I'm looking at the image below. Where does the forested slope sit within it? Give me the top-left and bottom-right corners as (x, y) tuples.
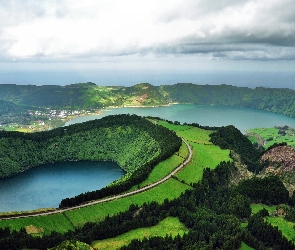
(163, 83), (295, 117)
(0, 100), (30, 124)
(209, 125), (263, 173)
(2, 83), (295, 118)
(0, 114), (181, 179)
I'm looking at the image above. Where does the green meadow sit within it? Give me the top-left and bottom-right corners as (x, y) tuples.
(247, 127), (295, 148)
(175, 127), (231, 184)
(250, 203), (277, 214)
(251, 203), (295, 243)
(157, 121), (192, 132)
(92, 216), (189, 250)
(0, 213), (74, 235)
(65, 178), (190, 228)
(266, 216), (295, 242)
(239, 242), (255, 250)
(128, 142), (188, 190)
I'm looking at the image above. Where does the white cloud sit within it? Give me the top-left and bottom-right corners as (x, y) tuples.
(0, 0), (294, 62)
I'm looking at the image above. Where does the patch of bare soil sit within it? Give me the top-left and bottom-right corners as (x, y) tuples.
(261, 146), (295, 174)
(25, 225), (44, 235)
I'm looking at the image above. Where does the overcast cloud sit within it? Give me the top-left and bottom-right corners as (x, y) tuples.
(1, 0), (294, 60)
(0, 0), (294, 85)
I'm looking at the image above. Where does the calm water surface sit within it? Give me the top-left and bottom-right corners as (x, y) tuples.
(66, 104), (295, 132)
(0, 161), (124, 212)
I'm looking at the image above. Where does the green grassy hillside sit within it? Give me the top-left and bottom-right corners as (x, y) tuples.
(246, 126), (295, 149)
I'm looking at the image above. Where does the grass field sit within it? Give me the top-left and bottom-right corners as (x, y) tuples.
(132, 155), (185, 189)
(128, 142), (188, 190)
(251, 203), (295, 243)
(158, 123), (231, 184)
(157, 121), (192, 132)
(266, 216), (295, 242)
(239, 242), (254, 250)
(92, 216), (189, 250)
(65, 178), (190, 228)
(250, 203), (277, 214)
(175, 127), (231, 184)
(247, 127), (295, 148)
(0, 213), (74, 235)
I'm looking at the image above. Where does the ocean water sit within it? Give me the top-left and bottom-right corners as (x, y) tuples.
(1, 70), (295, 89)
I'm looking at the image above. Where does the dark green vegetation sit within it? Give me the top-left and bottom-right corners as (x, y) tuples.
(50, 240), (93, 250)
(164, 83), (295, 118)
(2, 82), (295, 126)
(0, 82), (95, 108)
(0, 100), (31, 125)
(210, 125), (263, 173)
(1, 120), (295, 249)
(235, 176), (290, 205)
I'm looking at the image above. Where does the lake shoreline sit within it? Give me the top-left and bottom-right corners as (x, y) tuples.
(64, 102), (179, 125)
(65, 104), (295, 133)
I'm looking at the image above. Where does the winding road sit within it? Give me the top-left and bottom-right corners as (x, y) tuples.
(1, 138), (192, 220)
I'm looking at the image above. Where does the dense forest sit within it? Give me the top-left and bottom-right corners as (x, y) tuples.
(163, 83), (295, 118)
(209, 125), (263, 173)
(2, 82), (295, 123)
(0, 100), (31, 124)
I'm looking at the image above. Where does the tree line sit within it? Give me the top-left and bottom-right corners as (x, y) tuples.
(163, 83), (295, 118)
(209, 125), (264, 173)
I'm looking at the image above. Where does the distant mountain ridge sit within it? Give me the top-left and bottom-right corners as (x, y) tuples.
(1, 82), (295, 118)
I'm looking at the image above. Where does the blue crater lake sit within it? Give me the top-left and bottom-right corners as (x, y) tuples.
(0, 161), (124, 212)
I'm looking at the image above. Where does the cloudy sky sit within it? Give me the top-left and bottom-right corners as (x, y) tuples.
(0, 0), (294, 87)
